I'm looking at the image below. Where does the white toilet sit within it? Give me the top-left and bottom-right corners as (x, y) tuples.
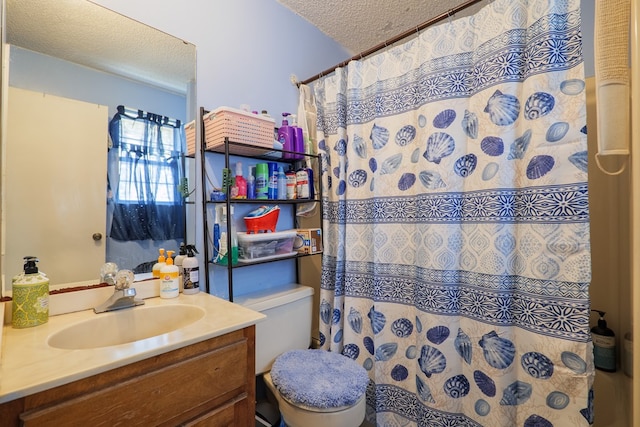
(237, 284), (368, 427)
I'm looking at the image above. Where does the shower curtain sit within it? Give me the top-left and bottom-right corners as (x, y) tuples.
(314, 0), (593, 425)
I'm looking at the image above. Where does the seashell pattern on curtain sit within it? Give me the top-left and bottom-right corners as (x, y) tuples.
(313, 0), (592, 425)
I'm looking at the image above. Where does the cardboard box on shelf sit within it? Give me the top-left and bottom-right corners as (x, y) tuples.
(294, 228), (323, 254)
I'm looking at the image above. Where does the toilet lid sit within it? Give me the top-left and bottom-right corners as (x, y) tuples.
(270, 349), (369, 409)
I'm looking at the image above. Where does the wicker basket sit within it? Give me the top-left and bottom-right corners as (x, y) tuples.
(204, 107), (275, 154)
(185, 120), (197, 156)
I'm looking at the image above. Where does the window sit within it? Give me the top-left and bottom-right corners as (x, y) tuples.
(107, 105), (185, 242)
(116, 120), (179, 204)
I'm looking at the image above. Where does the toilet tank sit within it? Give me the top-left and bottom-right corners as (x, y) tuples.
(235, 284), (314, 374)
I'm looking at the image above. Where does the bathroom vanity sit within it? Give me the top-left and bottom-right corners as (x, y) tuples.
(0, 293), (265, 426)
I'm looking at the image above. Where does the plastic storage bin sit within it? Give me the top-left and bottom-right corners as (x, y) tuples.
(237, 230), (297, 262)
(204, 107), (276, 155)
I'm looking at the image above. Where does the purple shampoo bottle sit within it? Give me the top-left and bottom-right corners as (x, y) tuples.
(278, 113), (295, 159)
(291, 114), (305, 159)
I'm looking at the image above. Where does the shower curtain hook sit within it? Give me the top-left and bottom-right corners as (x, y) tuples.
(447, 9), (454, 25)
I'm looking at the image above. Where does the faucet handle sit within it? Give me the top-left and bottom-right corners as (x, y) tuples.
(123, 288), (137, 297)
(114, 269), (135, 291)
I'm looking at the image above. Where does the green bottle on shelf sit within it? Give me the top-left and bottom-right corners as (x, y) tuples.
(215, 205), (238, 266)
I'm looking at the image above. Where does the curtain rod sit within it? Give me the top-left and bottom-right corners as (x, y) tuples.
(298, 0), (486, 86)
(117, 105), (182, 128)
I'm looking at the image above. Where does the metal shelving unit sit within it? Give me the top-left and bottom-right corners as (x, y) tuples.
(197, 107), (322, 300)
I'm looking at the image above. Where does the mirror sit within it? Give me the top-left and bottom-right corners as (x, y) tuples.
(2, 0), (197, 292)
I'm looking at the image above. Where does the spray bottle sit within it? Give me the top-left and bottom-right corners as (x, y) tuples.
(278, 112), (295, 159)
(174, 243), (187, 292)
(591, 309), (616, 372)
(182, 245), (200, 294)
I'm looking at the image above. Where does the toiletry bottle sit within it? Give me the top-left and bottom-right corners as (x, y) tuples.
(216, 206), (239, 266)
(267, 162), (278, 200)
(296, 162), (314, 199)
(216, 205), (228, 265)
(212, 206), (221, 263)
(12, 256), (49, 328)
(255, 163), (269, 199)
(291, 114), (305, 159)
(229, 205), (239, 265)
(277, 166), (287, 199)
(247, 166), (256, 199)
(160, 250), (179, 298)
(182, 245), (200, 294)
(592, 310), (616, 372)
(278, 113), (295, 159)
(286, 166), (297, 199)
(152, 248), (166, 278)
(174, 243), (187, 292)
(306, 162), (315, 199)
(304, 132), (315, 156)
(233, 162), (247, 199)
(229, 170), (238, 199)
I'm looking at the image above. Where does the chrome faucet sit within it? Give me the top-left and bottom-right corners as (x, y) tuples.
(93, 269), (145, 314)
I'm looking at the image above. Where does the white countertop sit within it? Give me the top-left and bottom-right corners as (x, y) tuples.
(0, 293), (265, 404)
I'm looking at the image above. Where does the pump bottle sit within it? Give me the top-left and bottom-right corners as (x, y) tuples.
(278, 113), (295, 159)
(592, 310), (616, 372)
(160, 250), (179, 298)
(12, 256), (49, 328)
(182, 245), (200, 294)
(290, 114), (305, 159)
(152, 248), (166, 278)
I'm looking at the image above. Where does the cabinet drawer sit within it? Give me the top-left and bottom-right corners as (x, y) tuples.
(20, 339), (249, 426)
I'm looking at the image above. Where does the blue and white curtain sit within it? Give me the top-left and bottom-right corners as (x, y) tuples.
(315, 0), (593, 425)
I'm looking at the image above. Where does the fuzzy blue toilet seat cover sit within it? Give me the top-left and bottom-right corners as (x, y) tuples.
(270, 349), (369, 409)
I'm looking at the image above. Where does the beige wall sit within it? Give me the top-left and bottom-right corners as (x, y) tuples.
(585, 77), (632, 427)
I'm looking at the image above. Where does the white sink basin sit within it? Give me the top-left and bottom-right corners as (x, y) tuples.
(48, 304), (206, 350)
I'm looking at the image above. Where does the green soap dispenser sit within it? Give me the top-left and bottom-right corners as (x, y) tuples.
(12, 256), (49, 328)
(591, 309), (616, 372)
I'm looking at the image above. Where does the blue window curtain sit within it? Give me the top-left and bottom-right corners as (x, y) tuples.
(107, 105), (185, 241)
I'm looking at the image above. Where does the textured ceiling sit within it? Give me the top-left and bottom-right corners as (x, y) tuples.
(6, 0), (195, 94)
(7, 0), (485, 92)
(277, 0), (486, 55)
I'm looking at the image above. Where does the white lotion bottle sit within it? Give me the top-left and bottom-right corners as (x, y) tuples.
(160, 250), (179, 298)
